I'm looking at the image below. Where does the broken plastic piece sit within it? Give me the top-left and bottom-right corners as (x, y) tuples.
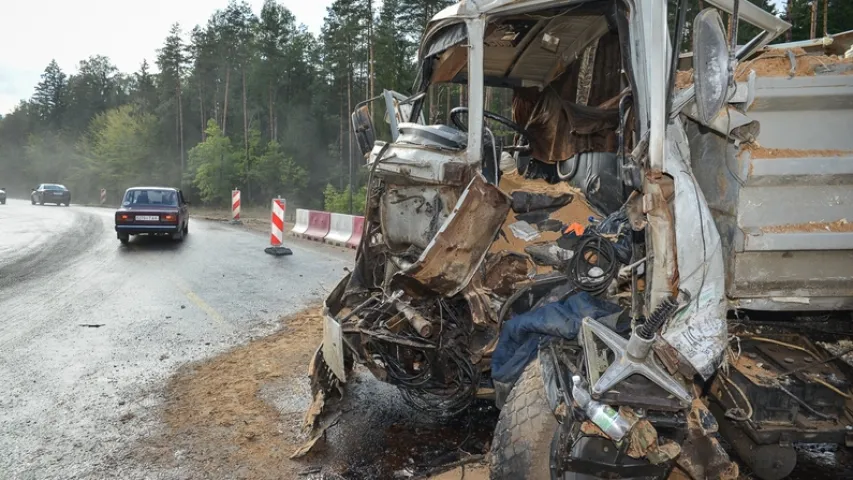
(509, 221), (540, 242)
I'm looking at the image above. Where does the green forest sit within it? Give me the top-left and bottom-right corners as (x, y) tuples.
(0, 0), (849, 212)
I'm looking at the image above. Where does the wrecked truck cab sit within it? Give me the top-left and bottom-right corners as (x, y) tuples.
(303, 0), (853, 479)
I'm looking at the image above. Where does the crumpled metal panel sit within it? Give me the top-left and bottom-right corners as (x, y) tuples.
(397, 174), (511, 297)
(380, 186), (456, 250)
(661, 119), (728, 380)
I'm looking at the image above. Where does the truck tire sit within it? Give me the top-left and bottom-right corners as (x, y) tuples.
(490, 357), (558, 479)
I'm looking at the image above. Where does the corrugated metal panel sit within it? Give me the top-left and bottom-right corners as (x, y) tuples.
(728, 74), (853, 303)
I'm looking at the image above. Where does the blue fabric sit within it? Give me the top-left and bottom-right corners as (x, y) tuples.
(491, 292), (624, 385)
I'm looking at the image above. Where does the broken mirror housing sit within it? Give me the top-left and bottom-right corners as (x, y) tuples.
(693, 8), (731, 125)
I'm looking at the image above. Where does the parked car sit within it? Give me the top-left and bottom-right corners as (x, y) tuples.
(32, 184), (71, 206)
(0, 187), (6, 205)
(114, 187), (189, 244)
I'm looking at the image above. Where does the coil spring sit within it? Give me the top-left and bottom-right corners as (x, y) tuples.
(638, 295), (679, 339)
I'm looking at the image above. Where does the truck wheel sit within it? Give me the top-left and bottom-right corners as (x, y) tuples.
(490, 357), (558, 480)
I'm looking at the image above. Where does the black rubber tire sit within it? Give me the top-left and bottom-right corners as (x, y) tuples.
(490, 357), (559, 480)
(172, 229), (184, 242)
(31, 197), (35, 205)
(118, 233), (130, 245)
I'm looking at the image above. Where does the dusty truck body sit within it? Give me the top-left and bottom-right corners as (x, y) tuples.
(301, 0), (853, 478)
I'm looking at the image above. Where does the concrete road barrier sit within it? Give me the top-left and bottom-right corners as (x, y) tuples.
(347, 216), (364, 250)
(304, 211), (331, 241)
(325, 213), (355, 247)
(291, 209), (310, 236)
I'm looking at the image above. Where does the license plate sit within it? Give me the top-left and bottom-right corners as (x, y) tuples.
(135, 215), (159, 221)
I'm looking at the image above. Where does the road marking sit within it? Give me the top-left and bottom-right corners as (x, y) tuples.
(169, 275), (227, 326)
(183, 289), (226, 326)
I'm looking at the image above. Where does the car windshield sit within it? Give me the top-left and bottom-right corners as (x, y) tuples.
(124, 189), (178, 206)
(44, 184), (66, 191)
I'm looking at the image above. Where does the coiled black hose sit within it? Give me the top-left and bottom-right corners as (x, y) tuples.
(638, 295), (679, 339)
(567, 235), (619, 297)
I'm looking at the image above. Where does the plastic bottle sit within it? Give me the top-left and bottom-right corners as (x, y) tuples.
(571, 375), (634, 442)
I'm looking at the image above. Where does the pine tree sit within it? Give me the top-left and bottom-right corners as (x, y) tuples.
(32, 60), (67, 128)
(157, 23), (189, 174)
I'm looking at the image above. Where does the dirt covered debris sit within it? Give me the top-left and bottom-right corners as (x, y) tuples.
(132, 306), (498, 479)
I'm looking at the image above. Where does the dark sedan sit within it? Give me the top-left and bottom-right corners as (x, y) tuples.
(114, 187), (189, 244)
(32, 184), (71, 206)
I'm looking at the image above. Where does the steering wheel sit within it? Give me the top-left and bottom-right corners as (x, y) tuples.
(450, 107), (527, 137)
(450, 106), (532, 168)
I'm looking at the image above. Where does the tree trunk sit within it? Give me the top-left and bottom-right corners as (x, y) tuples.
(199, 82), (206, 142)
(810, 0), (818, 39)
(367, 0), (374, 113)
(242, 66), (249, 200)
(222, 68), (230, 135)
(823, 0), (829, 37)
(347, 69), (353, 214)
(786, 0), (793, 41)
(429, 87), (436, 124)
(177, 79), (185, 174)
(340, 84), (345, 190)
(268, 81), (275, 141)
(446, 85), (451, 123)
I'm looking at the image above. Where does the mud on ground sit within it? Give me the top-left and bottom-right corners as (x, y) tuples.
(135, 307), (496, 479)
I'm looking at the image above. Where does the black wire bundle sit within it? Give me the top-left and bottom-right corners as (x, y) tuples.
(566, 234), (620, 297)
(366, 298), (480, 417)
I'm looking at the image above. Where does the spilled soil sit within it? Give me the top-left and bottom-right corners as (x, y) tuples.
(735, 47), (853, 80)
(134, 307), (498, 479)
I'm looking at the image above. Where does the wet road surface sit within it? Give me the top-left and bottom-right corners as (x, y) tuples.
(0, 199), (352, 479)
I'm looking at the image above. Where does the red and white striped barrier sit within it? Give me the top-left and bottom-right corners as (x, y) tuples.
(287, 207), (362, 250)
(270, 198), (286, 246)
(291, 209), (310, 236)
(231, 189), (241, 223)
(265, 197), (293, 256)
(304, 211), (331, 242)
(100, 188), (106, 205)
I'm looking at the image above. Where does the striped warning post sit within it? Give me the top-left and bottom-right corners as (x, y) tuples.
(271, 198), (285, 246)
(265, 197), (292, 256)
(99, 188), (106, 205)
(231, 189), (241, 224)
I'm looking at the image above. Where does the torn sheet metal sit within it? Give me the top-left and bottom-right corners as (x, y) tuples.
(661, 118), (728, 380)
(396, 174), (511, 297)
(643, 175), (679, 307)
(482, 250), (533, 297)
(681, 104), (760, 143)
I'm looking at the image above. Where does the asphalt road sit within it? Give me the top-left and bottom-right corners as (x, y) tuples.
(0, 198), (352, 479)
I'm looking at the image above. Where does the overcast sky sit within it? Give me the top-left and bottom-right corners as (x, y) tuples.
(0, 0), (789, 116)
(0, 0), (334, 115)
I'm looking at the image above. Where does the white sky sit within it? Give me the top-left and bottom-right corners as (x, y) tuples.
(0, 0), (334, 115)
(0, 0), (789, 116)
